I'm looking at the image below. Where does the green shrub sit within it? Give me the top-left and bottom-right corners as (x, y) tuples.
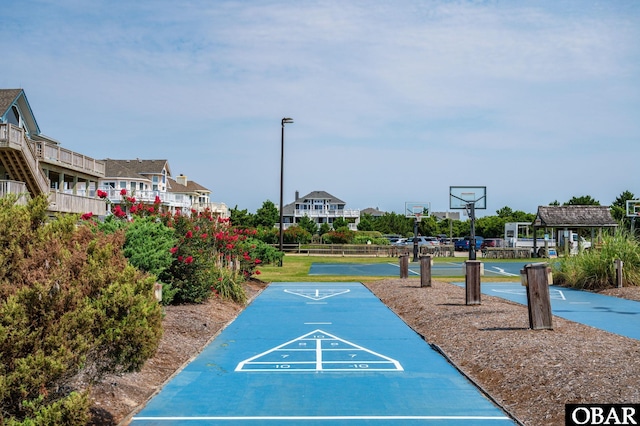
(123, 216), (177, 278)
(242, 237), (283, 267)
(0, 195), (162, 425)
(352, 232), (389, 245)
(255, 227), (279, 244)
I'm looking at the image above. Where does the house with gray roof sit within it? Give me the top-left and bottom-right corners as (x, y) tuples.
(280, 190), (360, 231)
(168, 174), (228, 217)
(0, 88), (106, 215)
(100, 160), (227, 217)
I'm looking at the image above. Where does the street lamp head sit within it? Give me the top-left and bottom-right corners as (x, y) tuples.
(282, 117), (294, 125)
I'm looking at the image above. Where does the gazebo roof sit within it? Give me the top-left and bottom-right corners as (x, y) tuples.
(533, 205), (618, 228)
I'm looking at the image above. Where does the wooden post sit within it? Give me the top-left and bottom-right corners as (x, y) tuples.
(465, 260), (481, 305)
(399, 254), (409, 279)
(524, 262), (553, 330)
(420, 255), (432, 287)
(615, 259), (624, 288)
(154, 282), (163, 302)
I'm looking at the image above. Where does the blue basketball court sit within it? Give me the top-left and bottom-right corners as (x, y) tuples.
(131, 282), (517, 425)
(455, 282), (640, 340)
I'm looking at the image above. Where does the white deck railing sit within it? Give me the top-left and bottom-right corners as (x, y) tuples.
(97, 188), (192, 209)
(31, 139), (105, 176)
(294, 209), (360, 218)
(0, 180), (29, 205)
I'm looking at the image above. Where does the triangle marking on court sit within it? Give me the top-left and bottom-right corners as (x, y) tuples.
(235, 329), (403, 372)
(284, 288), (350, 300)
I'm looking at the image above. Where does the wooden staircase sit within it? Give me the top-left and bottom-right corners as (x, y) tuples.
(0, 123), (50, 196)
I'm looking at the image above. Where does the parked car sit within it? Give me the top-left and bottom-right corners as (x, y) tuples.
(391, 238), (408, 246)
(480, 238), (505, 250)
(454, 236), (484, 251)
(398, 236), (439, 247)
(383, 234), (403, 244)
(439, 237), (462, 245)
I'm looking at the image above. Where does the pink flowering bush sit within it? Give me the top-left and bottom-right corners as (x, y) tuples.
(89, 200), (257, 304)
(158, 209), (252, 304)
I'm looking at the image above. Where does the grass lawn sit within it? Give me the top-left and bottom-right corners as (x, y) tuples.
(258, 255), (392, 282)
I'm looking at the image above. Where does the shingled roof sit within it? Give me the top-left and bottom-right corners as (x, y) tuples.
(167, 176), (209, 194)
(533, 205), (618, 228)
(103, 159), (171, 179)
(0, 89), (23, 114)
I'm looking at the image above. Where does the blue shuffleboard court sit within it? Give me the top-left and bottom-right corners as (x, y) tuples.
(131, 282), (517, 425)
(309, 261), (527, 278)
(456, 282), (640, 340)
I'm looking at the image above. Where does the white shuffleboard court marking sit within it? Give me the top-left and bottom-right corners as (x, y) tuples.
(488, 267), (518, 277)
(133, 415), (512, 422)
(386, 262), (420, 275)
(284, 288), (351, 301)
(235, 329), (403, 372)
(491, 288), (566, 300)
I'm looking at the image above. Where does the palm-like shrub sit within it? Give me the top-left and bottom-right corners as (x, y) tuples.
(554, 229), (640, 290)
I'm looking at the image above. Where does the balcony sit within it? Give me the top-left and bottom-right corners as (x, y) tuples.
(98, 188), (192, 210)
(0, 180), (107, 215)
(191, 202), (229, 217)
(31, 139), (105, 177)
(294, 208), (360, 218)
(48, 191), (107, 216)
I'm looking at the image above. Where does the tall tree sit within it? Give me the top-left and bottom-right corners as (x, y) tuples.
(254, 200), (279, 228)
(565, 195), (600, 205)
(611, 190), (636, 222)
(357, 214), (374, 231)
(229, 205), (254, 228)
(332, 217), (349, 230)
(298, 215), (318, 235)
(496, 206), (513, 218)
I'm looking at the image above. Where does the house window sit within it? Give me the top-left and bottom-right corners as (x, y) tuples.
(162, 170), (166, 184)
(130, 182), (135, 191)
(8, 106), (21, 127)
(139, 182), (144, 191)
(119, 181), (127, 189)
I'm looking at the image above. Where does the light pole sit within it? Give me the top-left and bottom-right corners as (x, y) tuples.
(279, 117), (294, 263)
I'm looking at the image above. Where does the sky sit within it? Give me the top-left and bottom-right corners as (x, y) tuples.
(2, 0), (639, 216)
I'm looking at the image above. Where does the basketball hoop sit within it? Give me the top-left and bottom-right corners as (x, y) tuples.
(415, 213), (422, 222)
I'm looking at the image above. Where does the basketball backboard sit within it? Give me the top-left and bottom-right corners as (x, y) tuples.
(626, 200), (640, 217)
(405, 202), (430, 221)
(449, 186), (486, 210)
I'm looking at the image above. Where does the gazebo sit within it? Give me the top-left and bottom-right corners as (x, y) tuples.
(532, 205), (618, 253)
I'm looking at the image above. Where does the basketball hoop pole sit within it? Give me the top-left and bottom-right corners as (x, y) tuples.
(413, 217), (419, 262)
(468, 202), (477, 261)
